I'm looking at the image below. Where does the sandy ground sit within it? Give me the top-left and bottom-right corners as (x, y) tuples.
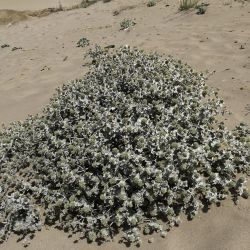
(0, 0), (249, 249)
(0, 0), (82, 11)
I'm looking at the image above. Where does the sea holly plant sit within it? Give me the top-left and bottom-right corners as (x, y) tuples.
(120, 19), (136, 30)
(76, 37), (90, 47)
(147, 1), (156, 7)
(0, 46), (249, 246)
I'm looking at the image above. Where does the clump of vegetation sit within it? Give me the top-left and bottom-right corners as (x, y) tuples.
(1, 44), (10, 49)
(196, 2), (209, 15)
(0, 46), (249, 246)
(196, 5), (206, 15)
(78, 0), (100, 8)
(76, 37), (90, 47)
(120, 19), (136, 30)
(113, 10), (120, 16)
(179, 0), (199, 11)
(79, 0), (112, 8)
(147, 1), (156, 7)
(11, 47), (22, 51)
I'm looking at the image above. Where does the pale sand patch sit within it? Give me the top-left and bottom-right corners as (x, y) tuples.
(0, 9), (28, 25)
(0, 0), (249, 249)
(0, 0), (82, 11)
(0, 1), (98, 25)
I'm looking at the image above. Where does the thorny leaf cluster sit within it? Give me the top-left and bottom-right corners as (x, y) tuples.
(0, 46), (249, 246)
(77, 37), (90, 48)
(147, 1), (156, 7)
(120, 19), (136, 30)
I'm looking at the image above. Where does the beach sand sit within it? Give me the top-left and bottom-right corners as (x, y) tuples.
(0, 0), (82, 11)
(0, 0), (249, 249)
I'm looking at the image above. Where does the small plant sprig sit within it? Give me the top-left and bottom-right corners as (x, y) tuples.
(76, 37), (90, 47)
(196, 2), (209, 15)
(120, 18), (136, 30)
(147, 0), (156, 7)
(1, 44), (10, 49)
(179, 0), (199, 11)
